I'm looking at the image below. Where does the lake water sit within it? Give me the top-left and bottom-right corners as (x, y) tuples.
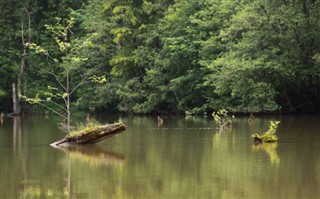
(0, 114), (320, 199)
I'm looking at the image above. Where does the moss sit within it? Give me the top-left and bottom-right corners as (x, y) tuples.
(65, 122), (124, 139)
(252, 121), (280, 143)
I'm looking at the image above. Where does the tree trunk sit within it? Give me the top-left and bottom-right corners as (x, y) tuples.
(50, 123), (126, 146)
(16, 6), (31, 116)
(12, 83), (21, 115)
(17, 47), (26, 110)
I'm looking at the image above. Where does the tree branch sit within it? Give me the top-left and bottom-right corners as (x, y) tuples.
(46, 59), (67, 92)
(37, 101), (68, 120)
(70, 80), (90, 95)
(46, 99), (67, 112)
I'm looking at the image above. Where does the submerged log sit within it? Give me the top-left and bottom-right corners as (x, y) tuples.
(50, 122), (126, 146)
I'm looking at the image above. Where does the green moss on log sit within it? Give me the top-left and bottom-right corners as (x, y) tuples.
(252, 121), (280, 143)
(51, 122), (126, 146)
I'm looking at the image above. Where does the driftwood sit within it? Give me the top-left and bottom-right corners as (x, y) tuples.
(50, 122), (126, 146)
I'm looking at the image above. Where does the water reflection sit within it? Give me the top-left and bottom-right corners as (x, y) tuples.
(16, 145), (125, 199)
(53, 145), (125, 167)
(157, 115), (164, 129)
(13, 116), (22, 148)
(252, 143), (280, 166)
(213, 129), (233, 150)
(1, 115), (320, 199)
(58, 146), (125, 199)
(19, 181), (42, 198)
(0, 113), (4, 125)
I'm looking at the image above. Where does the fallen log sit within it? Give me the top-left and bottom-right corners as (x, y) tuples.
(50, 122), (126, 147)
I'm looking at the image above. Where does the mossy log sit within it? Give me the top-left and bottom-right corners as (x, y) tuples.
(50, 122), (126, 146)
(253, 134), (277, 144)
(252, 121), (280, 144)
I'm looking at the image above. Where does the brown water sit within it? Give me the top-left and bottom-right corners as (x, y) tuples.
(0, 115), (320, 199)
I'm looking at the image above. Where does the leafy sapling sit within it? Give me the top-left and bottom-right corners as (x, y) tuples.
(252, 121), (280, 143)
(212, 109), (234, 130)
(23, 16), (105, 134)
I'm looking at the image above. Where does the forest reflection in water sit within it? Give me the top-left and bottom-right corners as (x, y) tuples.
(0, 115), (320, 199)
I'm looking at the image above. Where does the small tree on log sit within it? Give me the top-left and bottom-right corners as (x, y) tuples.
(212, 109), (233, 130)
(252, 121), (280, 143)
(24, 16), (105, 134)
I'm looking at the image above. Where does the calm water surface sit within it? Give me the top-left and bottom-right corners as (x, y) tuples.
(0, 115), (320, 199)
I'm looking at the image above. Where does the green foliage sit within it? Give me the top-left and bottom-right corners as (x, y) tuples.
(2, 0), (320, 114)
(0, 0), (86, 113)
(24, 12), (107, 131)
(212, 109), (234, 129)
(253, 121), (280, 143)
(0, 90), (5, 97)
(89, 75), (107, 83)
(206, 0), (320, 113)
(21, 95), (41, 104)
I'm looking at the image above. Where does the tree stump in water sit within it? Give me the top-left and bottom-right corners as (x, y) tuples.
(50, 122), (126, 146)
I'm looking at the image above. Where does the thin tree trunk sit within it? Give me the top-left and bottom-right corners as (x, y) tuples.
(12, 83), (21, 115)
(16, 6), (31, 116)
(17, 47), (26, 113)
(66, 70), (71, 134)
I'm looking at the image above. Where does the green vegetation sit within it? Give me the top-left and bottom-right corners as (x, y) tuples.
(23, 16), (106, 133)
(212, 109), (233, 130)
(68, 120), (103, 137)
(1, 0), (320, 115)
(252, 121), (280, 143)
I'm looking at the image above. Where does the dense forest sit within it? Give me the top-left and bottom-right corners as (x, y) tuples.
(1, 0), (320, 115)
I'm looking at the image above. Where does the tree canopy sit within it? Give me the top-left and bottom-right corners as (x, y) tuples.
(1, 0), (320, 114)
